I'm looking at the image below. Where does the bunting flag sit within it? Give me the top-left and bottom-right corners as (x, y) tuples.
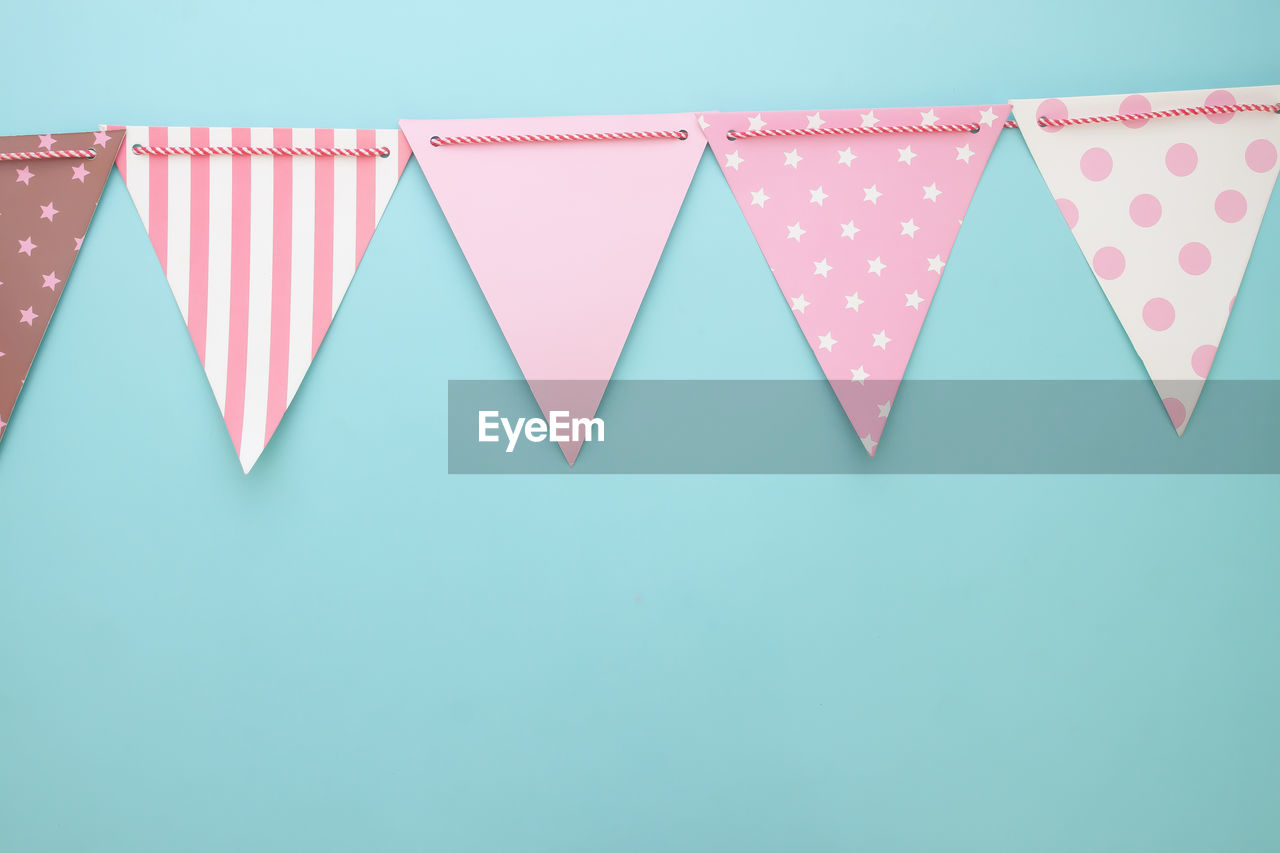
(400, 114), (705, 465)
(701, 106), (1008, 455)
(1012, 86), (1280, 434)
(1, 129), (124, 448)
(116, 127), (410, 472)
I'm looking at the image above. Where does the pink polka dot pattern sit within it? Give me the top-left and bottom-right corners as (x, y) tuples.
(1165, 143), (1197, 177)
(1245, 139), (1277, 173)
(1092, 246), (1125, 280)
(1129, 193), (1161, 227)
(1056, 198), (1079, 229)
(1080, 147), (1113, 181)
(1009, 85), (1280, 436)
(1204, 90), (1237, 125)
(1143, 297), (1175, 331)
(1178, 242), (1211, 275)
(1191, 344), (1217, 378)
(1037, 98), (1068, 134)
(1215, 190), (1247, 223)
(1120, 94), (1152, 129)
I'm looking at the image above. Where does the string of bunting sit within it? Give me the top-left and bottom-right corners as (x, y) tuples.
(1, 87), (1278, 472)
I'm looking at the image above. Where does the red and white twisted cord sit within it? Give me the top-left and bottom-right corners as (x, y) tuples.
(1037, 101), (1279, 127)
(429, 129), (689, 146)
(131, 145), (391, 157)
(727, 121), (1018, 139)
(726, 103), (1280, 139)
(0, 149), (97, 161)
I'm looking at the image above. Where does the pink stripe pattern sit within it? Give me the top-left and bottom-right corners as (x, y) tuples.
(131, 145), (391, 157)
(117, 126), (409, 472)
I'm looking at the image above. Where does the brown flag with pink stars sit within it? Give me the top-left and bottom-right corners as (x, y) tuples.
(0, 129), (122, 446)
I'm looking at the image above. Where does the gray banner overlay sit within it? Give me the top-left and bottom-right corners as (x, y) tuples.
(447, 380), (1280, 474)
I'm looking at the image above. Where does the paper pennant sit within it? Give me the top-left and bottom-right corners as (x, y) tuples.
(702, 106), (1008, 455)
(0, 129), (123, 448)
(1012, 86), (1280, 433)
(117, 127), (410, 472)
(401, 114), (705, 465)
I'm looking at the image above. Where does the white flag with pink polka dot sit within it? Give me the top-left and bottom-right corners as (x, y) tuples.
(1012, 85), (1280, 435)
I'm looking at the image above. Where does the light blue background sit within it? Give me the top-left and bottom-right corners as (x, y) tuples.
(3, 1), (1279, 850)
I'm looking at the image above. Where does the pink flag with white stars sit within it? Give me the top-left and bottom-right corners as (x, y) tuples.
(1013, 85), (1280, 435)
(400, 114), (706, 465)
(0, 129), (123, 450)
(116, 127), (410, 473)
(702, 106), (1008, 456)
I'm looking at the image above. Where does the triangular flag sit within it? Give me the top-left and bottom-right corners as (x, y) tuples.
(701, 106), (1008, 456)
(400, 114), (705, 465)
(0, 129), (124, 448)
(1012, 86), (1280, 433)
(116, 127), (410, 472)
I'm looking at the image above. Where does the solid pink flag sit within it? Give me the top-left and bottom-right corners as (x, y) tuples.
(400, 115), (706, 465)
(702, 106), (1008, 455)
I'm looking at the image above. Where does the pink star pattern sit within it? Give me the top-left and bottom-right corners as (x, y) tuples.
(703, 106), (1009, 455)
(1, 129), (123, 446)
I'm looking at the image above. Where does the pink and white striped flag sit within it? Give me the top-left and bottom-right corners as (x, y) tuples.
(116, 127), (410, 472)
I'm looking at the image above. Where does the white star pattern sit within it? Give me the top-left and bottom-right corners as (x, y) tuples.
(706, 107), (1001, 457)
(747, 114), (766, 132)
(978, 107), (998, 127)
(698, 115), (710, 131)
(724, 150), (744, 170)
